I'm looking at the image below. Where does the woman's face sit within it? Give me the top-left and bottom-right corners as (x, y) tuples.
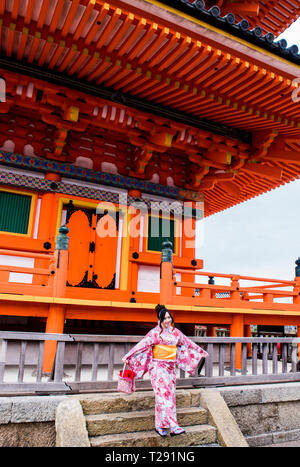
(161, 312), (172, 329)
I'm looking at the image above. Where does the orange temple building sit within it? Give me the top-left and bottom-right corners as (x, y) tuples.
(0, 0), (300, 371)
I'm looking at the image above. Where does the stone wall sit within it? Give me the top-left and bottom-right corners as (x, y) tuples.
(1, 383), (300, 447)
(220, 382), (300, 446)
(0, 395), (68, 447)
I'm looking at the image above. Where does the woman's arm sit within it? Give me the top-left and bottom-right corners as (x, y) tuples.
(122, 327), (158, 362)
(177, 329), (208, 357)
(121, 327), (159, 379)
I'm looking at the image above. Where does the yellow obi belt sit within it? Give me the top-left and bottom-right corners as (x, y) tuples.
(152, 345), (177, 360)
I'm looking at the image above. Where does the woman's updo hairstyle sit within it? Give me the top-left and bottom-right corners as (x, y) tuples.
(155, 304), (174, 332)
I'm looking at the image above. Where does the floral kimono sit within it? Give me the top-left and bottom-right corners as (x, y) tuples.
(123, 325), (208, 429)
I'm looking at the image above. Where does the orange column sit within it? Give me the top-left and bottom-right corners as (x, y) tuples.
(34, 173), (61, 285)
(181, 203), (196, 297)
(207, 326), (216, 337)
(245, 324), (252, 357)
(42, 226), (69, 374)
(230, 313), (244, 370)
(37, 173), (61, 247)
(43, 304), (65, 374)
(128, 191), (142, 302)
(160, 240), (174, 306)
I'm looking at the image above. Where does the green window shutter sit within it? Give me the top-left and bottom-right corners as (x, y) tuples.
(147, 216), (175, 252)
(0, 191), (32, 234)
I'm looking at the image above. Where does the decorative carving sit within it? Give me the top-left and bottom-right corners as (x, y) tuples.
(65, 200), (93, 227)
(67, 271), (116, 289)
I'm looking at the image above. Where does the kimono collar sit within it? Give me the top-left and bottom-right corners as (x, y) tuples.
(156, 325), (176, 334)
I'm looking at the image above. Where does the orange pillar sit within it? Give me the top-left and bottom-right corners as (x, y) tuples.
(181, 204), (196, 297)
(42, 226), (69, 374)
(34, 173), (61, 285)
(160, 240), (174, 306)
(38, 173), (61, 238)
(230, 313), (244, 370)
(207, 326), (216, 337)
(127, 195), (142, 302)
(43, 304), (65, 374)
(245, 324), (252, 357)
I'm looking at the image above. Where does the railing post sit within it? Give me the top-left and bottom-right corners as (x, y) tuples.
(230, 277), (240, 300)
(263, 293), (274, 304)
(43, 225), (69, 374)
(293, 258), (300, 304)
(160, 240), (174, 305)
(208, 276), (215, 299)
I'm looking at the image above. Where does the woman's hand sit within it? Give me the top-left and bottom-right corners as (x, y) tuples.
(122, 358), (129, 364)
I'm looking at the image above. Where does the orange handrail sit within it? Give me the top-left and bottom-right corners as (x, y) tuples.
(173, 268), (296, 286)
(0, 249), (54, 261)
(242, 284), (295, 290)
(0, 265), (51, 275)
(175, 281), (296, 297)
(0, 248), (55, 290)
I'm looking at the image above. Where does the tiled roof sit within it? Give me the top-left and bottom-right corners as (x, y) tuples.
(205, 0), (300, 36)
(159, 0), (300, 65)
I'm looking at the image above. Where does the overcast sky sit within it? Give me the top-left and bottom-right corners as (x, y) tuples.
(196, 19), (300, 282)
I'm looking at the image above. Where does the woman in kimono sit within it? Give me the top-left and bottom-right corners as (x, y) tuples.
(122, 304), (208, 437)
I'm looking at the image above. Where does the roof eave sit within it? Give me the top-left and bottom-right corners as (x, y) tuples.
(115, 0), (300, 78)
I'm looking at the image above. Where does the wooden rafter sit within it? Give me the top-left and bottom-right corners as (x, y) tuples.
(0, 0), (299, 138)
(0, 0), (300, 217)
(1, 64), (298, 218)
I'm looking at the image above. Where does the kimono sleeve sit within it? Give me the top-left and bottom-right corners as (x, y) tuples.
(176, 330), (208, 377)
(122, 328), (158, 379)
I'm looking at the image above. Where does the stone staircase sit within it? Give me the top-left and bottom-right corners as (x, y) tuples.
(79, 390), (219, 447)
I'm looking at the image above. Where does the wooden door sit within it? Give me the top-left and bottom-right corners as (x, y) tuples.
(93, 212), (118, 288)
(64, 202), (119, 289)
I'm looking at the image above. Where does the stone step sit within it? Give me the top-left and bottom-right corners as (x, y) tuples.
(90, 424), (217, 447)
(79, 390), (198, 415)
(86, 406), (208, 436)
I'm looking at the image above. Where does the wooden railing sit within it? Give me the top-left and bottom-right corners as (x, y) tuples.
(1, 230), (299, 313)
(158, 241), (300, 310)
(0, 248), (55, 295)
(173, 268), (298, 304)
(0, 331), (300, 395)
